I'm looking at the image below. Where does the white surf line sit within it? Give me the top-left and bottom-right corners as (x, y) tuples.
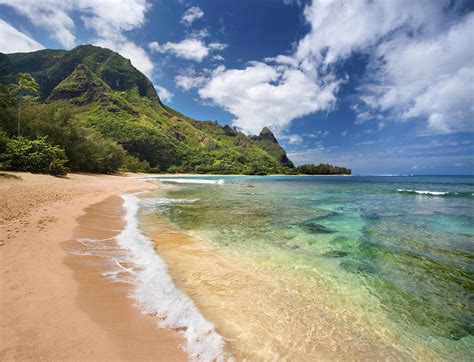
(116, 193), (228, 361)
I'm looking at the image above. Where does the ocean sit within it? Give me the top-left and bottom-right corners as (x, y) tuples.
(114, 176), (474, 359)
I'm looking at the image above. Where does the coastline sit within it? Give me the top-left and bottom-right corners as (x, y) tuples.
(0, 172), (186, 360)
(138, 173), (351, 177)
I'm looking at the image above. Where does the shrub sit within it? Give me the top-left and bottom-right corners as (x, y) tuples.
(48, 158), (68, 176)
(6, 136), (69, 175)
(121, 154), (150, 173)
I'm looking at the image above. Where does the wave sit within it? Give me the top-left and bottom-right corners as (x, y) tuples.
(397, 189), (449, 196)
(157, 178), (225, 185)
(114, 194), (226, 360)
(140, 197), (199, 208)
(397, 189), (473, 197)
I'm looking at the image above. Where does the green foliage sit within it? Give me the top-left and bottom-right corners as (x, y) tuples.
(9, 101), (126, 173)
(0, 129), (9, 169)
(13, 72), (39, 94)
(2, 45), (157, 101)
(296, 163), (351, 175)
(0, 47), (351, 175)
(121, 154), (150, 173)
(6, 136), (68, 175)
(0, 129), (8, 154)
(0, 84), (13, 108)
(48, 158), (68, 176)
(79, 132), (125, 173)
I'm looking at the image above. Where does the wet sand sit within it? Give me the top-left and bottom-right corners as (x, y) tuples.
(0, 172), (186, 361)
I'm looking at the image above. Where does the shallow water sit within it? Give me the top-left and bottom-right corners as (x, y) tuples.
(139, 176), (474, 360)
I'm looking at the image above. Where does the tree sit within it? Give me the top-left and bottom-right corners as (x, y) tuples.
(6, 136), (68, 175)
(10, 73), (39, 136)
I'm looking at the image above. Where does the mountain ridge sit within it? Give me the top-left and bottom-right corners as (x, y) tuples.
(0, 45), (297, 174)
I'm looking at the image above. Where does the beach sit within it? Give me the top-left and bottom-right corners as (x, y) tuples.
(0, 172), (186, 361)
(1, 173), (472, 360)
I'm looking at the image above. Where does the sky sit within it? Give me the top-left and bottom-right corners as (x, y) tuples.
(0, 0), (473, 175)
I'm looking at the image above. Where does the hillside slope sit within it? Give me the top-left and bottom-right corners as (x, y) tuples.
(0, 45), (294, 174)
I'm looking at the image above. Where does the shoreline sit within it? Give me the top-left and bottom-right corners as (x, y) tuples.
(137, 173), (351, 177)
(0, 172), (186, 360)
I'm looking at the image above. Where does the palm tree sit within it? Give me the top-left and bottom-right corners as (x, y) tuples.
(10, 73), (39, 136)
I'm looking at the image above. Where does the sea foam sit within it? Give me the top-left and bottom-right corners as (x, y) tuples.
(115, 194), (227, 360)
(397, 189), (449, 196)
(157, 178), (225, 185)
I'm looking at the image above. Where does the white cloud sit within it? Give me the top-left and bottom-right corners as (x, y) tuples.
(154, 85), (173, 102)
(0, 19), (44, 53)
(149, 38), (209, 62)
(191, 0), (472, 136)
(95, 38), (154, 77)
(0, 0), (154, 77)
(342, 131), (348, 136)
(149, 38), (226, 62)
(296, 0), (474, 134)
(175, 75), (207, 91)
(212, 54), (225, 62)
(287, 134), (303, 144)
(208, 42), (227, 51)
(308, 130), (329, 138)
(0, 0), (76, 48)
(362, 13), (474, 133)
(181, 6), (204, 25)
(198, 62), (339, 134)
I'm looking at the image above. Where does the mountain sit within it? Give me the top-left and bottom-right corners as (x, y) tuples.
(0, 45), (157, 100)
(0, 45), (295, 174)
(251, 127), (294, 168)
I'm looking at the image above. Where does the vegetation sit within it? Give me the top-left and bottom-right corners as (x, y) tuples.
(0, 45), (350, 176)
(6, 136), (68, 176)
(297, 163), (351, 175)
(10, 72), (39, 136)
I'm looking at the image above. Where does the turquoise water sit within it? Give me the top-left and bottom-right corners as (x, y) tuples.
(141, 176), (474, 359)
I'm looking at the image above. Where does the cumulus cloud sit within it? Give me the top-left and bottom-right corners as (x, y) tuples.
(0, 0), (76, 48)
(198, 62), (339, 134)
(181, 6), (204, 25)
(0, 0), (154, 77)
(283, 134), (303, 144)
(148, 38), (226, 62)
(154, 85), (173, 102)
(361, 13), (474, 133)
(175, 74), (208, 91)
(149, 38), (208, 62)
(188, 0), (472, 135)
(0, 19), (44, 53)
(297, 0), (474, 133)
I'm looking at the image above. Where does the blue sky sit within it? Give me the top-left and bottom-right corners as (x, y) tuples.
(0, 0), (473, 175)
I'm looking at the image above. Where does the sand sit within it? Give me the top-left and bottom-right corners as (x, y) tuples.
(0, 172), (187, 361)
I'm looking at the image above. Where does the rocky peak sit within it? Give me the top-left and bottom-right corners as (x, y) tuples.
(46, 64), (108, 104)
(258, 127), (279, 144)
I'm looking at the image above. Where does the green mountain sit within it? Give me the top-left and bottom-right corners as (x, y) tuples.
(0, 45), (295, 174)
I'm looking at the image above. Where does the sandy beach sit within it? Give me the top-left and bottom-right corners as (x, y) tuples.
(0, 172), (186, 361)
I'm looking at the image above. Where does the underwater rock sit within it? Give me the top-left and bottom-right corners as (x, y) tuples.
(313, 211), (340, 220)
(340, 259), (377, 274)
(323, 250), (348, 258)
(445, 323), (473, 340)
(300, 220), (336, 234)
